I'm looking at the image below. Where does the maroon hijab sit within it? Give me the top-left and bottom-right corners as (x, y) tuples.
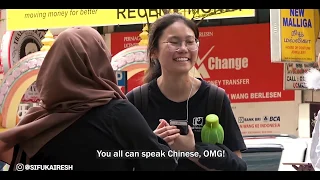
(0, 26), (126, 164)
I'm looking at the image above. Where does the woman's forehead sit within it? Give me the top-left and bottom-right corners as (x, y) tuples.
(161, 22), (195, 40)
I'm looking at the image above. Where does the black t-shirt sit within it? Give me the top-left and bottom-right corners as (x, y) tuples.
(127, 78), (247, 171)
(25, 99), (177, 171)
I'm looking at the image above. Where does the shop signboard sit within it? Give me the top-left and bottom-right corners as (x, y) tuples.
(284, 62), (319, 89)
(233, 101), (298, 136)
(270, 9), (319, 63)
(6, 9), (255, 31)
(111, 23), (295, 103)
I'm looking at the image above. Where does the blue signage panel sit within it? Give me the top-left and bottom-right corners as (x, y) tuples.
(115, 71), (127, 87)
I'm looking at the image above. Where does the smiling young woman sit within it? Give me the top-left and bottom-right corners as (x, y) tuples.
(127, 13), (247, 171)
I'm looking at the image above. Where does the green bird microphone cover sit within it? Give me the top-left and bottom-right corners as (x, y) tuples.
(201, 114), (224, 144)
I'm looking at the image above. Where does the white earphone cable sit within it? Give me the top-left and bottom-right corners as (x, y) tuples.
(185, 66), (196, 121)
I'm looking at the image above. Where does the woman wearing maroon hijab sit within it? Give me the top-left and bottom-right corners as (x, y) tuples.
(0, 27), (177, 171)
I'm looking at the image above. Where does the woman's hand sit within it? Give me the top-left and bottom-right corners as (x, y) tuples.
(170, 126), (196, 152)
(292, 164), (314, 171)
(154, 119), (180, 145)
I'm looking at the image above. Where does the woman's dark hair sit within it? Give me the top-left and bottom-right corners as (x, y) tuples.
(143, 13), (199, 83)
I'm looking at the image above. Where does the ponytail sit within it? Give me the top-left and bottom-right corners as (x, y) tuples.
(143, 59), (162, 83)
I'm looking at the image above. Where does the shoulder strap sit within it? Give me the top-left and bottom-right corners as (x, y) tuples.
(132, 83), (149, 116)
(207, 84), (225, 118)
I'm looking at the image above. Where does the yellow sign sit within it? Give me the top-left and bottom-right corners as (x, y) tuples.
(6, 9), (255, 31)
(270, 9), (319, 63)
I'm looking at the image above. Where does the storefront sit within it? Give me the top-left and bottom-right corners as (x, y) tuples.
(270, 9), (320, 137)
(1, 9), (319, 137)
(0, 9), (256, 131)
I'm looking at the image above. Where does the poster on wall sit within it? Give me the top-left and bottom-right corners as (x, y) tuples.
(0, 30), (46, 103)
(110, 32), (141, 56)
(111, 23), (295, 103)
(284, 62), (319, 90)
(110, 32), (144, 93)
(232, 101), (298, 136)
